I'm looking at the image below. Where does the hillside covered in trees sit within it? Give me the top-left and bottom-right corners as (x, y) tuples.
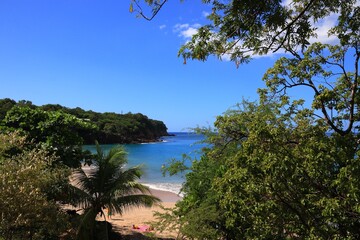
(0, 98), (169, 144)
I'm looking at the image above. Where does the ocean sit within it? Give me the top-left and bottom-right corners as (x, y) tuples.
(83, 132), (205, 195)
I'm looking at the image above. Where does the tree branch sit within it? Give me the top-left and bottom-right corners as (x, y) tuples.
(133, 0), (168, 21)
(268, 0), (318, 53)
(343, 45), (360, 135)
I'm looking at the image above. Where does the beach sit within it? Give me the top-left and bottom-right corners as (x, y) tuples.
(80, 133), (202, 238)
(107, 188), (182, 239)
(71, 165), (183, 239)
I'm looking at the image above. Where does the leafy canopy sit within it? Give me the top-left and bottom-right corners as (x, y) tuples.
(209, 99), (360, 239)
(134, 1), (360, 239)
(133, 1), (358, 63)
(157, 98), (360, 239)
(134, 0), (360, 136)
(1, 106), (96, 168)
(0, 99), (169, 144)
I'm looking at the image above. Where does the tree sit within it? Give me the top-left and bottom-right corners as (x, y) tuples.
(0, 98), (16, 120)
(152, 144), (227, 239)
(1, 106), (96, 168)
(263, 42), (359, 136)
(134, 0), (360, 136)
(208, 99), (360, 239)
(0, 132), (69, 240)
(157, 98), (360, 239)
(134, 1), (357, 63)
(0, 99), (169, 145)
(132, 1), (360, 238)
(70, 143), (160, 240)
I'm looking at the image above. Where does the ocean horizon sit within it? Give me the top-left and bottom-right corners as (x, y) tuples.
(83, 132), (205, 195)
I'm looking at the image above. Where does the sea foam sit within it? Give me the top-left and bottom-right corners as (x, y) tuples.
(142, 182), (184, 197)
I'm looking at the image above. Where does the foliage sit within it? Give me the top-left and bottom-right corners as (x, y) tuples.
(0, 106), (96, 168)
(154, 130), (228, 239)
(133, 1), (357, 64)
(70, 143), (161, 240)
(133, 2), (360, 238)
(0, 130), (27, 163)
(151, 205), (182, 238)
(135, 0), (360, 134)
(0, 98), (16, 120)
(0, 132), (69, 240)
(211, 99), (360, 239)
(158, 99), (360, 239)
(0, 99), (169, 144)
(263, 41), (359, 136)
(61, 106), (169, 144)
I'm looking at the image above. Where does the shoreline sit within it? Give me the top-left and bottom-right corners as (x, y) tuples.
(80, 165), (184, 199)
(68, 173), (182, 238)
(148, 188), (183, 202)
(84, 133), (176, 145)
(108, 187), (182, 239)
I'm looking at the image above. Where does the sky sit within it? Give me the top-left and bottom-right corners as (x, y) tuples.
(0, 0), (336, 132)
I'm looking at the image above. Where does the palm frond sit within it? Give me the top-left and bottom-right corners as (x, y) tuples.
(107, 145), (127, 165)
(71, 143), (163, 238)
(109, 166), (145, 195)
(71, 167), (96, 194)
(108, 194), (161, 216)
(94, 140), (104, 165)
(66, 181), (93, 208)
(126, 181), (153, 194)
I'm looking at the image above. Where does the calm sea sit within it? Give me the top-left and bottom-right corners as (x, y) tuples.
(83, 132), (205, 195)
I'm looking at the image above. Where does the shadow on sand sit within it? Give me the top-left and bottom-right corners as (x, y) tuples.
(111, 225), (175, 240)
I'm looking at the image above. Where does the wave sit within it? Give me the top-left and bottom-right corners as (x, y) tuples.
(141, 182), (184, 197)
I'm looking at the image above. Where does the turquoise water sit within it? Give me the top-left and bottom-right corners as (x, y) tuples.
(83, 132), (205, 195)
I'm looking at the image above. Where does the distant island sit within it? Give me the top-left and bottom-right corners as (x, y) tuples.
(0, 98), (170, 144)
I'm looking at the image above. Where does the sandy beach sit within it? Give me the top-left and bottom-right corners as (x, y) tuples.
(70, 167), (182, 239)
(106, 188), (182, 239)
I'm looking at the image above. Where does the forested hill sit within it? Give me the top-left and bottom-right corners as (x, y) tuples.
(0, 98), (169, 144)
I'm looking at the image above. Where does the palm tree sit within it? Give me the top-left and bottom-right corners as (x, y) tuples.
(71, 142), (161, 240)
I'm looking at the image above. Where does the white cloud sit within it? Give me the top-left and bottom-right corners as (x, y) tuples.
(173, 23), (190, 31)
(159, 24), (166, 30)
(281, 0), (338, 44)
(173, 23), (200, 39)
(202, 11), (210, 17)
(310, 13), (338, 44)
(180, 27), (198, 38)
(221, 54), (231, 61)
(221, 45), (286, 62)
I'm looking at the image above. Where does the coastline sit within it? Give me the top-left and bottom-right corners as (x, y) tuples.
(108, 188), (182, 239)
(148, 188), (183, 202)
(70, 167), (182, 238)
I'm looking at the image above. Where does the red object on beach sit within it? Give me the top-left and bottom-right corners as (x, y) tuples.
(138, 225), (149, 231)
(133, 224), (153, 232)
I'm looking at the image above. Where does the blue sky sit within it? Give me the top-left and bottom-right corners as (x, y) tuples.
(0, 1), (324, 131)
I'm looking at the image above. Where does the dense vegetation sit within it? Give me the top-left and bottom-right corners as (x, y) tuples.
(0, 132), (72, 239)
(0, 131), (159, 239)
(138, 0), (360, 239)
(1, 0), (360, 239)
(0, 99), (165, 239)
(0, 103), (96, 168)
(0, 98), (169, 144)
